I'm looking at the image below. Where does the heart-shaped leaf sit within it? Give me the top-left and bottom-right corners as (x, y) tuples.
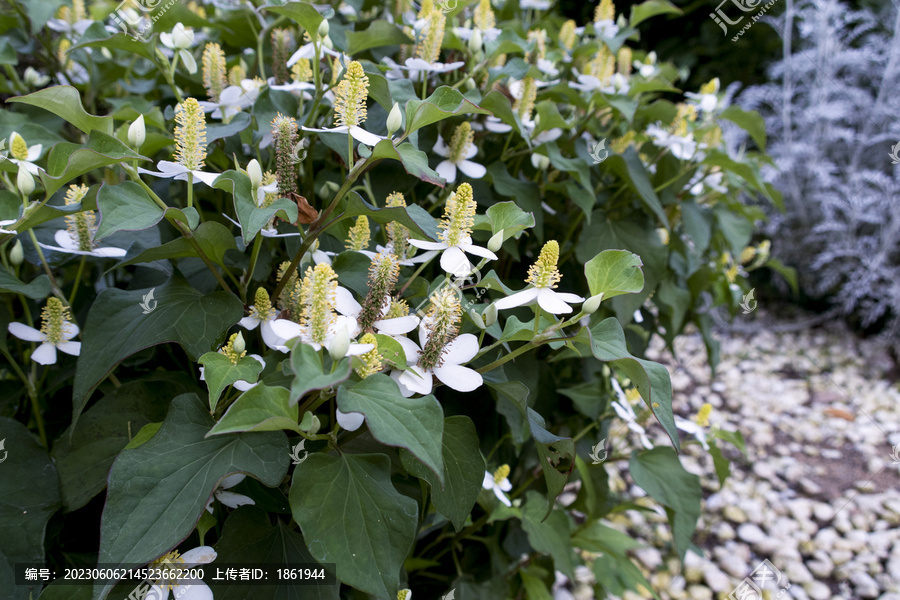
(39, 131), (147, 197)
(289, 342), (352, 405)
(208, 384), (300, 435)
(198, 351), (264, 412)
(8, 85), (113, 135)
(403, 86), (492, 136)
(213, 170), (298, 245)
(584, 249), (645, 300)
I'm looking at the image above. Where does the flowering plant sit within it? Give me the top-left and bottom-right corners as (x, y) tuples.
(0, 0), (771, 598)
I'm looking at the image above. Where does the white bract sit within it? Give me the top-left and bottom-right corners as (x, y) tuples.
(205, 474), (255, 513)
(8, 320), (80, 365)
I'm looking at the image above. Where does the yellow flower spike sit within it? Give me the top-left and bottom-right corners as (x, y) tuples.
(703, 126), (723, 148)
(417, 0), (435, 19)
(559, 20), (577, 52)
(415, 8), (446, 64)
(334, 61), (369, 128)
(725, 264), (739, 283)
(617, 47), (633, 76)
(345, 215), (371, 252)
(493, 464), (510, 484)
(63, 184), (94, 252)
(474, 0), (495, 31)
(624, 387), (641, 405)
(260, 171), (278, 209)
(201, 43), (227, 102)
(228, 64), (246, 87)
(299, 263), (338, 345)
(526, 240), (562, 289)
(271, 113), (299, 197)
(271, 29), (294, 85)
(355, 333), (383, 378)
(291, 59), (313, 83)
(514, 77), (537, 121)
(252, 287), (276, 322)
(397, 590), (411, 600)
(419, 286), (462, 371)
(359, 251), (400, 330)
(187, 1), (206, 18)
(588, 47), (615, 83)
(174, 98), (208, 171)
(526, 29), (547, 62)
(9, 132), (28, 161)
(385, 298), (410, 319)
(219, 333), (247, 365)
(386, 192), (411, 259)
(439, 183), (477, 248)
(610, 131), (635, 154)
(58, 38), (71, 66)
(40, 298), (73, 346)
(700, 77), (720, 95)
(695, 403), (712, 427)
(595, 0), (615, 22)
(447, 122), (475, 165)
(56, 5), (71, 22)
(673, 103), (698, 137)
(150, 550), (186, 592)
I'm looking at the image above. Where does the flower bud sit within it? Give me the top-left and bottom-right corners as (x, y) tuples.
(17, 166), (34, 197)
(172, 23), (194, 49)
(482, 303), (498, 327)
(247, 159), (263, 188)
(233, 331), (246, 355)
(487, 229), (504, 253)
(531, 153), (550, 170)
(469, 307), (485, 329)
(328, 323), (351, 360)
(386, 102), (402, 136)
(308, 415), (321, 434)
(299, 411), (318, 432)
(128, 114), (146, 149)
(581, 293), (604, 315)
(465, 77), (477, 91)
(468, 29), (483, 54)
(9, 240), (23, 266)
(318, 19), (330, 39)
(322, 35), (334, 50)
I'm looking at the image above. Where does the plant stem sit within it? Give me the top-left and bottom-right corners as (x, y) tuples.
(27, 361), (47, 447)
(242, 234), (263, 297)
(397, 253), (436, 296)
(68, 256), (87, 305)
(25, 229), (65, 302)
(187, 172), (194, 209)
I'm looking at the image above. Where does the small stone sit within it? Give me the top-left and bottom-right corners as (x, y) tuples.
(737, 523), (767, 545)
(702, 566), (731, 593)
(715, 522), (736, 541)
(851, 571), (881, 598)
(805, 581), (831, 600)
(723, 505), (748, 524)
(813, 502), (835, 522)
(798, 478), (822, 496)
(634, 547), (663, 571)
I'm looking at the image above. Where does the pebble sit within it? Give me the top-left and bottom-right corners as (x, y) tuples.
(851, 571), (881, 598)
(736, 523), (767, 545)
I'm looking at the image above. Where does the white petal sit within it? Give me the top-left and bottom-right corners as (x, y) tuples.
(399, 365), (433, 396)
(440, 246), (473, 277)
(434, 363), (483, 392)
(498, 478), (512, 492)
(219, 473), (245, 489)
(493, 485), (512, 507)
(436, 160), (458, 183)
(554, 292), (585, 303)
(31, 342), (57, 365)
(373, 315), (419, 335)
(334, 286), (362, 317)
(180, 546), (218, 566)
(233, 380), (258, 392)
(55, 229), (80, 251)
(336, 408), (365, 431)
(191, 170), (220, 187)
(261, 319), (289, 350)
(482, 472), (494, 489)
(442, 333), (479, 364)
(391, 369), (416, 397)
(433, 136), (450, 157)
(536, 288), (575, 314)
(460, 243), (498, 260)
(57, 341), (81, 356)
(91, 246), (128, 257)
(174, 580), (213, 600)
(458, 160), (487, 179)
(8, 322), (45, 342)
(215, 489), (255, 509)
(395, 337), (422, 366)
(408, 239), (447, 251)
(27, 144), (42, 161)
(349, 126), (385, 146)
(239, 315), (260, 330)
(180, 49), (198, 75)
(493, 288), (540, 310)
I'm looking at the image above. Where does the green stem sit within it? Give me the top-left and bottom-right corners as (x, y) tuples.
(397, 253), (436, 296)
(68, 256), (87, 305)
(187, 172), (194, 209)
(28, 361), (47, 447)
(25, 229), (64, 302)
(242, 233), (264, 297)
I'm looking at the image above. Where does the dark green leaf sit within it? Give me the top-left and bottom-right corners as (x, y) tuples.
(337, 190), (439, 241)
(718, 105), (766, 150)
(403, 86), (492, 136)
(527, 408), (575, 513)
(7, 86), (113, 135)
(521, 491), (575, 578)
(198, 352), (264, 412)
(603, 148), (668, 227)
(40, 131), (146, 197)
(115, 221), (238, 269)
(345, 20), (412, 54)
(209, 384), (300, 435)
(95, 181), (164, 240)
(289, 342), (351, 405)
(213, 170), (298, 245)
(368, 140), (446, 187)
(629, 0), (682, 26)
(0, 271), (51, 300)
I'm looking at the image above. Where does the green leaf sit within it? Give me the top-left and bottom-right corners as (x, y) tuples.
(289, 453), (418, 599)
(629, 447), (701, 561)
(586, 318), (679, 451)
(718, 105), (766, 150)
(399, 416), (484, 531)
(115, 221), (238, 269)
(95, 181), (164, 241)
(72, 274), (243, 430)
(0, 271), (51, 299)
(520, 569), (553, 600)
(629, 0), (682, 27)
(373, 333), (407, 370)
(206, 111), (252, 144)
(527, 408), (575, 512)
(368, 140), (446, 187)
(72, 33), (157, 61)
(124, 422), (162, 450)
(337, 190), (439, 241)
(521, 491), (575, 578)
(345, 20), (412, 54)
(584, 249), (645, 299)
(39, 131), (147, 197)
(708, 441), (731, 487)
(213, 170), (298, 245)
(593, 552), (659, 599)
(403, 86), (492, 136)
(289, 342), (352, 405)
(213, 506), (338, 600)
(478, 90), (530, 140)
(208, 384), (300, 435)
(604, 148), (668, 227)
(485, 201), (535, 240)
(0, 417), (62, 600)
(7, 85), (113, 135)
(198, 352), (264, 412)
(51, 375), (192, 512)
(265, 2), (331, 35)
(96, 394), (289, 600)
(337, 374), (444, 480)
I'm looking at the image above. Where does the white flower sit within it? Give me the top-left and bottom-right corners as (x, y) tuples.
(6, 133), (42, 175)
(689, 170), (727, 196)
(38, 229), (127, 258)
(674, 417), (709, 450)
(482, 465), (513, 507)
(8, 319), (80, 365)
(301, 123), (385, 147)
(23, 67), (50, 88)
(392, 333), (483, 396)
(147, 546), (217, 600)
(433, 132), (486, 184)
(610, 377), (654, 450)
(646, 123), (697, 161)
(594, 19), (619, 38)
(382, 57), (465, 80)
(240, 291), (286, 352)
(138, 160), (220, 186)
(685, 78), (721, 113)
(520, 0), (551, 9)
(493, 240), (583, 314)
(160, 23), (198, 74)
(0, 219), (17, 235)
(454, 26), (502, 43)
(267, 76), (315, 99)
(286, 41), (342, 66)
(205, 473), (255, 513)
(334, 287), (420, 336)
(198, 80), (262, 120)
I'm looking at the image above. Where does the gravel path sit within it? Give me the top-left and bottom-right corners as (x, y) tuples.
(581, 310), (900, 600)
